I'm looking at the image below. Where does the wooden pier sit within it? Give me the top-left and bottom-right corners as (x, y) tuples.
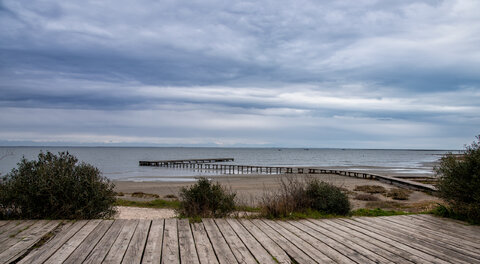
(139, 158), (234, 167)
(2, 215), (479, 263)
(139, 159), (437, 192)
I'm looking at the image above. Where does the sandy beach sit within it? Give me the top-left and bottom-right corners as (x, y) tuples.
(113, 173), (441, 213)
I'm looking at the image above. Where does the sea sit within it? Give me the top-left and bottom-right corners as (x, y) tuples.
(0, 147), (458, 182)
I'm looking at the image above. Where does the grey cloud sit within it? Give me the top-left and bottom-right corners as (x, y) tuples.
(1, 0), (479, 148)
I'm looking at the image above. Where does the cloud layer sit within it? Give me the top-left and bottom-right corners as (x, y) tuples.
(1, 0), (479, 148)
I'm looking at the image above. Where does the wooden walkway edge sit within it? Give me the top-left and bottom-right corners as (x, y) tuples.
(1, 215), (478, 264)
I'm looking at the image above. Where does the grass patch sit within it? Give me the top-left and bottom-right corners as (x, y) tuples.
(385, 188), (412, 200)
(351, 208), (409, 217)
(365, 200), (403, 209)
(354, 185), (386, 194)
(115, 198), (180, 209)
(354, 194), (379, 201)
(235, 205), (261, 213)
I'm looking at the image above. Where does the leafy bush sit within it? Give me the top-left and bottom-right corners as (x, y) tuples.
(306, 179), (350, 215)
(260, 177), (350, 218)
(435, 135), (480, 223)
(177, 177), (236, 218)
(0, 151), (116, 219)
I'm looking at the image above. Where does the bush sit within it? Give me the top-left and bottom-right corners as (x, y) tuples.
(435, 135), (480, 223)
(0, 151), (116, 219)
(260, 177), (350, 218)
(306, 179), (350, 215)
(177, 177), (236, 218)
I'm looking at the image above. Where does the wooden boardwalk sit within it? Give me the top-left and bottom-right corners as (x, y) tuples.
(1, 215), (479, 263)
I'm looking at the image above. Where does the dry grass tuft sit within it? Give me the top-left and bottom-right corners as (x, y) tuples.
(354, 185), (387, 194)
(131, 192), (160, 199)
(354, 194), (380, 201)
(259, 176), (350, 218)
(385, 188), (412, 200)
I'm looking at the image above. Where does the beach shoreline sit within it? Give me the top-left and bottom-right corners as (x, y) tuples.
(113, 172), (441, 211)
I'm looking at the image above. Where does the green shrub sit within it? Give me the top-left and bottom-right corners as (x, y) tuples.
(435, 135), (480, 223)
(0, 151), (116, 219)
(306, 179), (350, 215)
(260, 177), (350, 218)
(177, 177), (236, 218)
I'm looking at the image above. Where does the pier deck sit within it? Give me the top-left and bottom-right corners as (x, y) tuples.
(2, 215), (479, 263)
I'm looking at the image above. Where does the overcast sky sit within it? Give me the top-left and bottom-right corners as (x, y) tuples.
(1, 0), (479, 149)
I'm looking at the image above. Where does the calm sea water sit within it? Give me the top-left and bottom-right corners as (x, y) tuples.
(0, 147), (455, 181)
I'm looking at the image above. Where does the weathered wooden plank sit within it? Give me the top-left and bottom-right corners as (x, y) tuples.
(0, 221), (10, 229)
(103, 219), (139, 264)
(82, 219), (126, 264)
(0, 220), (36, 244)
(405, 215), (480, 241)
(233, 219), (292, 263)
(329, 218), (444, 264)
(282, 220), (376, 264)
(359, 216), (480, 263)
(226, 219), (278, 264)
(0, 220), (22, 237)
(0, 220), (60, 264)
(338, 218), (456, 264)
(122, 219), (151, 264)
(262, 219), (334, 263)
(215, 219), (256, 264)
(408, 214), (480, 240)
(383, 216), (480, 251)
(414, 214), (480, 235)
(142, 219), (164, 264)
(249, 219), (315, 264)
(191, 222), (219, 264)
(307, 219), (414, 263)
(18, 220), (87, 264)
(45, 219), (104, 264)
(0, 220), (41, 253)
(178, 219), (200, 264)
(202, 218), (238, 264)
(238, 219), (290, 264)
(162, 218), (180, 264)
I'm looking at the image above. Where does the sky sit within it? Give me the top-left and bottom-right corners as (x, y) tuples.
(0, 0), (479, 149)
